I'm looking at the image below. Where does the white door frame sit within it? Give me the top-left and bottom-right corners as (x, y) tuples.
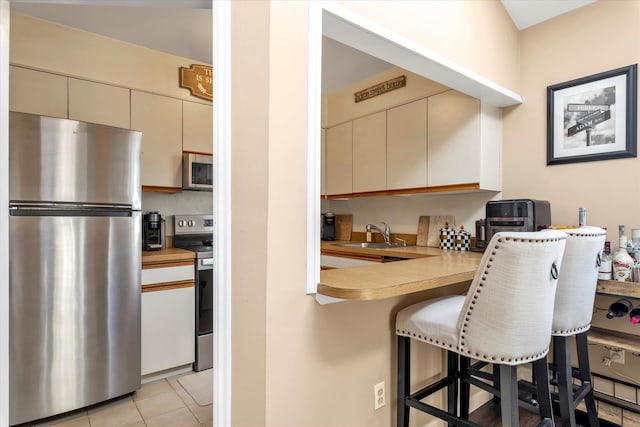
(0, 2), (231, 426)
(212, 1), (231, 426)
(0, 2), (10, 426)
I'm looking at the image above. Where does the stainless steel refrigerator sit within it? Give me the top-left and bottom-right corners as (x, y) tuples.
(8, 112), (142, 425)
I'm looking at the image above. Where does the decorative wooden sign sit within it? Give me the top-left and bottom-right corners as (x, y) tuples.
(354, 75), (406, 103)
(180, 64), (213, 101)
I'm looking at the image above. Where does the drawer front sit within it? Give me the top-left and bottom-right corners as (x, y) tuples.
(141, 264), (194, 285)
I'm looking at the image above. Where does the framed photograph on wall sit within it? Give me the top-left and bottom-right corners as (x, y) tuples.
(547, 64), (637, 165)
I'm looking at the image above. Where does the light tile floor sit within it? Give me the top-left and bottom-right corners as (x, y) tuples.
(27, 373), (213, 427)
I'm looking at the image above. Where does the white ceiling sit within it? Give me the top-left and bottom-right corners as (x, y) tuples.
(501, 0), (597, 30)
(11, 1), (598, 95)
(322, 37), (393, 95)
(10, 3), (213, 64)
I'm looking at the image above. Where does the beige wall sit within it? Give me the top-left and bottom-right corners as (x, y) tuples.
(10, 12), (209, 102)
(230, 1), (517, 426)
(230, 2), (270, 426)
(337, 0), (520, 94)
(323, 67), (448, 128)
(503, 0), (640, 240)
(503, 0), (640, 384)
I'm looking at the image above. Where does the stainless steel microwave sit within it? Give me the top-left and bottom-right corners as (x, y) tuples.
(182, 153), (213, 191)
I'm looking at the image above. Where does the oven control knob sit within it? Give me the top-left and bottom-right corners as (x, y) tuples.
(178, 220), (185, 228)
(188, 220), (195, 227)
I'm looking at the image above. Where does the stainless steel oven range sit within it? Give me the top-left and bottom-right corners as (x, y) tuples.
(173, 214), (213, 372)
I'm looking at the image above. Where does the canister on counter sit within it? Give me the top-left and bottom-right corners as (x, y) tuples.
(455, 225), (471, 251)
(440, 222), (456, 250)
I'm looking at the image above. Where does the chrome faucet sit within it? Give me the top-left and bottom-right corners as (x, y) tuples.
(366, 221), (391, 243)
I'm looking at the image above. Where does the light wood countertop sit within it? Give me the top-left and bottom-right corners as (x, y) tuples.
(142, 247), (195, 266)
(318, 242), (483, 300)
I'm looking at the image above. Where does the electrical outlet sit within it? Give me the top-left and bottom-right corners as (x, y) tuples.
(374, 381), (386, 410)
(610, 348), (625, 364)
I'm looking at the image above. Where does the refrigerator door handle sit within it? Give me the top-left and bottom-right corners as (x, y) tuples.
(9, 203), (136, 217)
(10, 202), (133, 210)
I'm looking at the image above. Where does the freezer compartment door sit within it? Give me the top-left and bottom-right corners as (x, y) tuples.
(9, 212), (141, 425)
(9, 112), (141, 209)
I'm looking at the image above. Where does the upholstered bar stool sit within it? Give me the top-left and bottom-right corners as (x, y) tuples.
(461, 226), (605, 427)
(396, 230), (567, 427)
(539, 226), (605, 427)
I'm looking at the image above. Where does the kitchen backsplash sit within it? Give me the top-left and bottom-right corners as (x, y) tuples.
(142, 191), (213, 236)
(323, 192), (500, 237)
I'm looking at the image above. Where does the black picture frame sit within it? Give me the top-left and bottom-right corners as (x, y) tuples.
(547, 64), (637, 165)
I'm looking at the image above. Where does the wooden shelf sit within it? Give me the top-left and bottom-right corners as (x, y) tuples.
(588, 326), (640, 354)
(597, 279), (640, 299)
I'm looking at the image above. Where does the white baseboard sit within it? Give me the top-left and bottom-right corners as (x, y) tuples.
(141, 364), (193, 384)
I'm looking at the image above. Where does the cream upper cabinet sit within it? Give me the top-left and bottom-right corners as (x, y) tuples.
(387, 99), (427, 189)
(427, 91), (501, 190)
(321, 128), (327, 196)
(182, 101), (213, 154)
(352, 111), (387, 193)
(69, 78), (131, 129)
(9, 66), (67, 118)
(326, 121), (353, 196)
(131, 90), (183, 189)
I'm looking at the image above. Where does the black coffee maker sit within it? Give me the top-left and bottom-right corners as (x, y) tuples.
(143, 212), (165, 251)
(321, 212), (336, 241)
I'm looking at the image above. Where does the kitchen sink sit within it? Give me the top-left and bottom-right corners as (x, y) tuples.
(334, 242), (402, 249)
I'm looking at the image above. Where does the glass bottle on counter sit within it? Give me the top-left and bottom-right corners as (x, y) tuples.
(579, 207), (587, 227)
(598, 241), (612, 280)
(613, 225), (634, 282)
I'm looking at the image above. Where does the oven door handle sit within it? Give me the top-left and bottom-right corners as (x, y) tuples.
(198, 258), (214, 270)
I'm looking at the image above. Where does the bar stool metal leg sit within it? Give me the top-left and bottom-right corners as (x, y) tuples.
(493, 364), (501, 404)
(576, 331), (600, 427)
(533, 356), (554, 424)
(397, 336), (411, 427)
(459, 356), (471, 419)
(555, 336), (577, 427)
(447, 351), (459, 427)
(500, 365), (520, 427)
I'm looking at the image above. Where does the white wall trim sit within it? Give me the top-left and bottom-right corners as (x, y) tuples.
(306, 2), (323, 294)
(319, 1), (522, 108)
(0, 3), (8, 426)
(212, 1), (231, 426)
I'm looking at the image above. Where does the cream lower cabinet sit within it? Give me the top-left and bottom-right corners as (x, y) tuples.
(353, 111), (386, 193)
(69, 78), (130, 128)
(183, 100), (213, 154)
(9, 65), (67, 118)
(132, 91), (183, 190)
(326, 121), (353, 196)
(387, 98), (427, 189)
(141, 263), (195, 376)
(427, 91), (501, 190)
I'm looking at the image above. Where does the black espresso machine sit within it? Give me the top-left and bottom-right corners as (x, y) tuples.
(476, 199), (551, 249)
(142, 211), (165, 251)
